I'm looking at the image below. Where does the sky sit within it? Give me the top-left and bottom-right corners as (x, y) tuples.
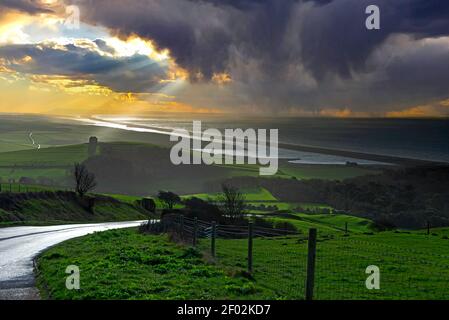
(0, 0), (448, 117)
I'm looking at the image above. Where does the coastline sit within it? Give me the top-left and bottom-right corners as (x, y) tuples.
(278, 143), (446, 167)
(73, 116), (448, 167)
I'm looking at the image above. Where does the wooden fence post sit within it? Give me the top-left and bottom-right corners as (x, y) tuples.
(211, 221), (216, 258)
(180, 215), (185, 240)
(193, 217), (198, 247)
(248, 222), (254, 273)
(305, 228), (317, 300)
(427, 221), (431, 235)
(162, 216), (166, 233)
(345, 222), (348, 234)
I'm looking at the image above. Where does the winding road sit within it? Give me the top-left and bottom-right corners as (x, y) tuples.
(0, 221), (145, 300)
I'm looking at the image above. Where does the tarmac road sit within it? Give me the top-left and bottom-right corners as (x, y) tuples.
(0, 221), (145, 300)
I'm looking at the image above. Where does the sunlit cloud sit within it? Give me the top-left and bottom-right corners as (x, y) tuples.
(212, 73), (232, 85)
(0, 12), (33, 44)
(387, 99), (449, 118)
(1, 0), (449, 117)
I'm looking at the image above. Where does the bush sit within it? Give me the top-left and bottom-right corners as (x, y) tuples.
(183, 197), (223, 223)
(137, 198), (156, 213)
(273, 220), (298, 232)
(19, 177), (36, 184)
(370, 216), (396, 232)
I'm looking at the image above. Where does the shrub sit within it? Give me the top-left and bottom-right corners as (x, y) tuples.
(370, 216), (396, 231)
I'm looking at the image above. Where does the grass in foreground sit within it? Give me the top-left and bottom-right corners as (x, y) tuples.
(37, 225), (449, 300)
(36, 228), (260, 300)
(201, 229), (449, 300)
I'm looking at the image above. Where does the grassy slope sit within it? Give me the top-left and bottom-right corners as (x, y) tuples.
(277, 162), (381, 180)
(0, 144), (88, 166)
(0, 193), (149, 226)
(0, 141), (377, 195)
(32, 179), (449, 300)
(0, 183), (67, 193)
(36, 226), (449, 300)
(183, 187), (278, 201)
(0, 116), (174, 153)
(36, 229), (259, 300)
(183, 187), (372, 233)
(0, 144), (88, 184)
(0, 141), (34, 153)
(203, 230), (449, 300)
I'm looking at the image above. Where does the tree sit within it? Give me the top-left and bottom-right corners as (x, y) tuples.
(218, 184), (246, 221)
(157, 191), (181, 210)
(73, 163), (97, 197)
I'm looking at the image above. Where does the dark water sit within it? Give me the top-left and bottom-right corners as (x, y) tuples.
(93, 116), (449, 163)
(274, 118), (449, 163)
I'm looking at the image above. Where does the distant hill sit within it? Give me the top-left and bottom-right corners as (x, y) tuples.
(223, 166), (449, 229)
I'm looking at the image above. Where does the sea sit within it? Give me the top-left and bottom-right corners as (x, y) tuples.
(79, 116), (449, 165)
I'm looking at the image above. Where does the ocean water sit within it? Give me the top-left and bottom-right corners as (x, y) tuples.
(87, 116), (449, 164)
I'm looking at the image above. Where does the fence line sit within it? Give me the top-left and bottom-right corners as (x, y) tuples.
(0, 183), (72, 193)
(154, 214), (449, 300)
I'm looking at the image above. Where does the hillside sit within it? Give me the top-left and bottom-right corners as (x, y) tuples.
(1, 140), (379, 196)
(222, 166), (449, 229)
(35, 224), (449, 300)
(0, 144), (89, 187)
(0, 191), (149, 226)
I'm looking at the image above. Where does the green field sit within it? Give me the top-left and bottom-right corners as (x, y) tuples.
(0, 144), (89, 185)
(36, 229), (260, 300)
(0, 116), (174, 153)
(0, 183), (68, 193)
(36, 225), (449, 300)
(201, 230), (449, 299)
(0, 144), (88, 166)
(29, 163), (449, 300)
(276, 162), (381, 180)
(0, 139), (377, 195)
(183, 187), (278, 202)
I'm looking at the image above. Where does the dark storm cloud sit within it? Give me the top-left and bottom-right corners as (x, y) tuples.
(69, 0), (300, 81)
(187, 0), (269, 10)
(66, 0), (449, 112)
(299, 0), (449, 80)
(0, 42), (168, 92)
(0, 0), (53, 14)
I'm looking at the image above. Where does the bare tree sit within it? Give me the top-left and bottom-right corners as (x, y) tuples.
(73, 163), (97, 197)
(218, 184), (246, 221)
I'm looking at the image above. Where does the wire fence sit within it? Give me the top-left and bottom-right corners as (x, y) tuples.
(157, 214), (449, 300)
(0, 183), (70, 193)
(314, 237), (449, 300)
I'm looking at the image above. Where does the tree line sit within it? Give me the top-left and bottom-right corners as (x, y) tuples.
(222, 166), (449, 229)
